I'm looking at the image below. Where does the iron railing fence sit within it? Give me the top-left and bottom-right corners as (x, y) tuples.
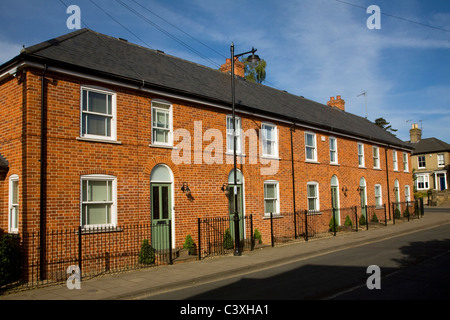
(197, 215), (254, 260)
(1, 222), (174, 291)
(392, 199), (423, 224)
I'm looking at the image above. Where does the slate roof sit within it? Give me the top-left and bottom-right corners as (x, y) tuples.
(4, 28), (412, 150)
(411, 137), (450, 155)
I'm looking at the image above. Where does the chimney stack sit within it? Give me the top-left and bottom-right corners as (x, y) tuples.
(409, 123), (422, 143)
(327, 95), (345, 111)
(220, 58), (245, 78)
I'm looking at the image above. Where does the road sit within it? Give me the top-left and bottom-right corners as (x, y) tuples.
(143, 223), (450, 300)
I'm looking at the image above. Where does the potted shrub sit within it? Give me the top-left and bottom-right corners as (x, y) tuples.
(359, 214), (366, 227)
(371, 213), (379, 223)
(183, 234), (196, 255)
(394, 207), (401, 219)
(329, 217), (338, 233)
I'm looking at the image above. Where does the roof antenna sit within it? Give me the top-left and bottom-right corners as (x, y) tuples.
(357, 91), (367, 119)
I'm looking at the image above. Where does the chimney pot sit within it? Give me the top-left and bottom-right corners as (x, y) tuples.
(327, 95), (345, 111)
(220, 58), (245, 78)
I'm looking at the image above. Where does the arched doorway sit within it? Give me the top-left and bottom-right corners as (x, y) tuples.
(150, 164), (174, 249)
(228, 169), (245, 240)
(331, 175), (340, 225)
(359, 177), (367, 218)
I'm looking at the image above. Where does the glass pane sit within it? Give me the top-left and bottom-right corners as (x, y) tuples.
(265, 200), (274, 213)
(152, 186), (160, 220)
(162, 186), (169, 219)
(82, 90), (87, 111)
(89, 181), (108, 201)
(306, 147), (314, 160)
(12, 206), (18, 229)
(153, 128), (168, 143)
(86, 204), (107, 225)
(307, 185), (316, 197)
(87, 114), (107, 136)
(308, 199), (316, 210)
(12, 180), (18, 204)
(306, 134), (314, 146)
(264, 184), (276, 199)
(151, 165), (172, 182)
(330, 138), (335, 150)
(265, 126), (273, 140)
(330, 151), (336, 162)
(89, 91), (108, 114)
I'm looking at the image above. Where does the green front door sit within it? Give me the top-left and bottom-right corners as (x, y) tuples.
(360, 187), (366, 217)
(331, 186), (340, 225)
(228, 184), (244, 240)
(151, 183), (171, 250)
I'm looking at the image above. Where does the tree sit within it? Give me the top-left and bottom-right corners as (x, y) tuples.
(242, 57), (267, 84)
(374, 117), (398, 136)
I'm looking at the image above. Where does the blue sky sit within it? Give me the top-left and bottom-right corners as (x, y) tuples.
(1, 0), (449, 143)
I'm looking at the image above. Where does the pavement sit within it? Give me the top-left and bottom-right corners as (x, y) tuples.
(2, 206), (450, 301)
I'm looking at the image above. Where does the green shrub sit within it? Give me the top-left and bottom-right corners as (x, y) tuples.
(329, 217), (338, 233)
(394, 208), (401, 219)
(344, 215), (353, 227)
(223, 228), (234, 249)
(138, 239), (155, 265)
(371, 213), (379, 223)
(254, 229), (262, 244)
(359, 214), (366, 226)
(0, 235), (21, 286)
(183, 234), (196, 255)
(403, 207), (410, 218)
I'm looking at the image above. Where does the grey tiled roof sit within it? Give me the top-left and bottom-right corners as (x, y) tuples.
(13, 29), (411, 149)
(411, 137), (450, 155)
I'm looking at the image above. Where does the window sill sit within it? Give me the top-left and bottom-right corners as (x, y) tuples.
(330, 162), (340, 166)
(373, 167), (382, 170)
(261, 155), (281, 160)
(77, 137), (122, 145)
(358, 166), (366, 169)
(305, 160), (320, 164)
(263, 213), (283, 219)
(78, 226), (123, 234)
(225, 152), (246, 157)
(149, 144), (177, 150)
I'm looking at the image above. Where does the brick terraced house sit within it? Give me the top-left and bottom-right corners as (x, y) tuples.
(0, 29), (414, 281)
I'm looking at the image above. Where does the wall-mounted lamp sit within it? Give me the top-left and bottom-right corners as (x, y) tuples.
(357, 186), (361, 192)
(221, 183), (229, 195)
(393, 187), (398, 192)
(341, 186), (348, 196)
(181, 182), (191, 197)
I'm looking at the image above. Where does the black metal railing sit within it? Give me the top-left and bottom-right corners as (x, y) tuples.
(197, 215), (253, 260)
(391, 199), (423, 224)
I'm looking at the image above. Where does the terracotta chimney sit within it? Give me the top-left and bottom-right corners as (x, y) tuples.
(220, 58), (245, 78)
(409, 123), (422, 143)
(327, 95), (345, 111)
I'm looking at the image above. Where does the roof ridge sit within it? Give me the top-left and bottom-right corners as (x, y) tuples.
(21, 28), (90, 55)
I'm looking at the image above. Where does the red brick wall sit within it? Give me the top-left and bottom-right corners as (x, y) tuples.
(0, 67), (414, 251)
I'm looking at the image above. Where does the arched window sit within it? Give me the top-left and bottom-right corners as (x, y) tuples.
(150, 164), (172, 183)
(228, 168), (243, 185)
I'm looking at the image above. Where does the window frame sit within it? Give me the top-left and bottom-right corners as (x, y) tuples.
(418, 155), (426, 169)
(151, 100), (173, 146)
(264, 180), (280, 216)
(329, 137), (338, 164)
(374, 184), (383, 208)
(226, 115), (242, 154)
(261, 122), (278, 158)
(8, 174), (19, 233)
(373, 146), (380, 169)
(358, 143), (365, 167)
(80, 174), (117, 229)
(307, 182), (320, 212)
(80, 86), (117, 141)
(403, 152), (409, 172)
(393, 150), (398, 171)
(438, 154), (445, 167)
(305, 131), (317, 162)
(416, 174), (429, 190)
(405, 185), (411, 203)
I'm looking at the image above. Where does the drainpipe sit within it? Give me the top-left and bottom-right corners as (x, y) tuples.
(290, 124), (297, 238)
(40, 65), (47, 281)
(385, 147), (391, 220)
